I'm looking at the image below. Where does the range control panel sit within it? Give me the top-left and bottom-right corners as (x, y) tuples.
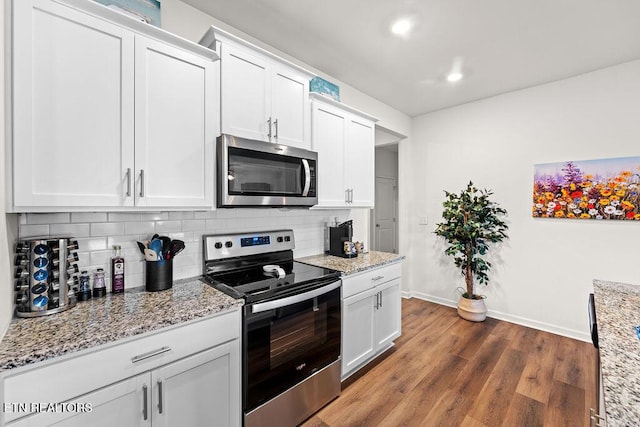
(203, 230), (295, 261)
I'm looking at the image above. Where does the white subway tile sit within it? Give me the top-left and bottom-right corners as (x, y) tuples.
(19, 224), (50, 238)
(27, 213), (70, 224)
(71, 212), (108, 223)
(91, 222), (125, 237)
(167, 232), (195, 242)
(204, 219), (226, 231)
(155, 221), (182, 233)
(76, 237), (108, 252)
(125, 221), (155, 236)
(169, 211), (195, 220)
(182, 219), (205, 231)
(107, 235), (139, 251)
(140, 212), (169, 221)
(108, 212), (141, 222)
(50, 223), (91, 237)
(90, 249), (113, 266)
(194, 211), (218, 219)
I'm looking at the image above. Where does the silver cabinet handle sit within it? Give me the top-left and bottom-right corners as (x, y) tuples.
(345, 189), (349, 203)
(131, 346), (171, 363)
(157, 380), (163, 414)
(372, 275), (384, 281)
(374, 292), (379, 309)
(379, 291), (383, 308)
(139, 169), (145, 197)
(142, 385), (148, 421)
(351, 188), (354, 203)
(126, 168), (132, 197)
(267, 117), (272, 140)
(274, 118), (279, 140)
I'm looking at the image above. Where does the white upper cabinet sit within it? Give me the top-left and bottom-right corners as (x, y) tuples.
(12, 0), (136, 208)
(205, 26), (313, 150)
(134, 36), (215, 208)
(310, 93), (377, 208)
(9, 0), (218, 211)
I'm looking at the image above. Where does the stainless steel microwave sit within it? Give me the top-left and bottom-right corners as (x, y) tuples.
(217, 134), (318, 207)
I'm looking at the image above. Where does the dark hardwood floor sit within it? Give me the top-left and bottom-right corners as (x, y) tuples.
(303, 298), (596, 427)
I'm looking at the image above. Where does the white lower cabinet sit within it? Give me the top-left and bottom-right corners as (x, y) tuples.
(341, 263), (402, 379)
(2, 311), (241, 427)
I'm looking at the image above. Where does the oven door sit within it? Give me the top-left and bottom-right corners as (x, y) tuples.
(243, 278), (341, 413)
(218, 134), (318, 207)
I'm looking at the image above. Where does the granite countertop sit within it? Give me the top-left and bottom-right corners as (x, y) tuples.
(593, 279), (640, 426)
(0, 278), (242, 372)
(297, 250), (404, 275)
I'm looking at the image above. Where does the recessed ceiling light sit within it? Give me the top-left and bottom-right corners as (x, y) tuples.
(391, 19), (412, 36)
(446, 72), (464, 83)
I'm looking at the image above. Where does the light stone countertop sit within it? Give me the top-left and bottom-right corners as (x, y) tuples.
(0, 278), (242, 371)
(297, 250), (404, 275)
(593, 279), (640, 426)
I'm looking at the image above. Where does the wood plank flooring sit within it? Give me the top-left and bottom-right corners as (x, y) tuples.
(302, 298), (596, 427)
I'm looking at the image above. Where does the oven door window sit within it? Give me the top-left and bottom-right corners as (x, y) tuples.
(244, 286), (340, 412)
(228, 147), (304, 196)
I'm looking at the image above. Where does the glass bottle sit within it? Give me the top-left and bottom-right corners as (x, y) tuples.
(111, 245), (125, 294)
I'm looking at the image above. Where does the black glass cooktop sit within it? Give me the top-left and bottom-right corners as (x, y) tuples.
(203, 260), (340, 303)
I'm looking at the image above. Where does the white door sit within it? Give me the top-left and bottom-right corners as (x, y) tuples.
(374, 177), (397, 253)
(341, 288), (377, 378)
(12, 0), (135, 208)
(220, 45), (270, 142)
(311, 103), (347, 207)
(345, 116), (375, 207)
(271, 66), (310, 149)
(134, 36), (214, 208)
(374, 279), (402, 350)
(7, 375), (149, 427)
(152, 342), (241, 427)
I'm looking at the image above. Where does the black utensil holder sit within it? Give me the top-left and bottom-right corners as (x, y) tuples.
(146, 259), (173, 292)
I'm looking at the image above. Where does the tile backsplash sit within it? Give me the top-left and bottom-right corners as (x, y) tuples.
(18, 209), (349, 291)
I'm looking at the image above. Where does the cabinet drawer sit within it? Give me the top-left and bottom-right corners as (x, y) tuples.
(342, 263), (401, 299)
(2, 309), (240, 422)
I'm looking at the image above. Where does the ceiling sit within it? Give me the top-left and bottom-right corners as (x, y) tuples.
(183, 0), (640, 117)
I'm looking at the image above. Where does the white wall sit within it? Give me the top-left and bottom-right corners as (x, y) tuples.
(0, 0), (12, 339)
(410, 60), (640, 341)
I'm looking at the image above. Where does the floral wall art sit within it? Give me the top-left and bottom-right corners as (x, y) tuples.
(532, 156), (640, 220)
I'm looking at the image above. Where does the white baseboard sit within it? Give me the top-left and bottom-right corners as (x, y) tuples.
(407, 291), (591, 343)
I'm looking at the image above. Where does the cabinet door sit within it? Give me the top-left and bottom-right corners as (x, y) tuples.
(220, 45), (270, 142)
(271, 65), (310, 149)
(341, 287), (377, 379)
(374, 278), (402, 350)
(345, 115), (375, 207)
(152, 341), (241, 427)
(6, 375), (149, 427)
(134, 36), (214, 208)
(311, 102), (347, 207)
(12, 0), (135, 208)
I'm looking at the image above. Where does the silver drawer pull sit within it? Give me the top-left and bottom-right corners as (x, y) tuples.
(372, 275), (384, 281)
(131, 346), (171, 364)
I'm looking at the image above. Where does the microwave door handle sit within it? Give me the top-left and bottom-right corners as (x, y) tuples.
(302, 159), (311, 196)
(250, 280), (341, 314)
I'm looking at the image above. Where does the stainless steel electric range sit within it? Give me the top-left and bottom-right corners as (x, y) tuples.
(201, 230), (341, 427)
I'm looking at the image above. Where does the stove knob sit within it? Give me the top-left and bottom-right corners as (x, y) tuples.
(284, 236), (291, 242)
(214, 242), (222, 249)
(277, 236), (283, 243)
(225, 241), (233, 248)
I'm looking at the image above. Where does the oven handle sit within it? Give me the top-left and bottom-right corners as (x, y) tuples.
(302, 159), (311, 197)
(250, 279), (341, 314)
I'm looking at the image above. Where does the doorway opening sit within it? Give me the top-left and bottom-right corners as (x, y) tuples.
(370, 127), (402, 254)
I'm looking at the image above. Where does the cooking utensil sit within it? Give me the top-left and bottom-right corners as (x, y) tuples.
(136, 241), (147, 255)
(149, 238), (163, 261)
(169, 240), (185, 258)
(160, 236), (172, 259)
(144, 248), (158, 262)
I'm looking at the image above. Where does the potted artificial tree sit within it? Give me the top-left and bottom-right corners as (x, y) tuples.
(434, 181), (508, 321)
